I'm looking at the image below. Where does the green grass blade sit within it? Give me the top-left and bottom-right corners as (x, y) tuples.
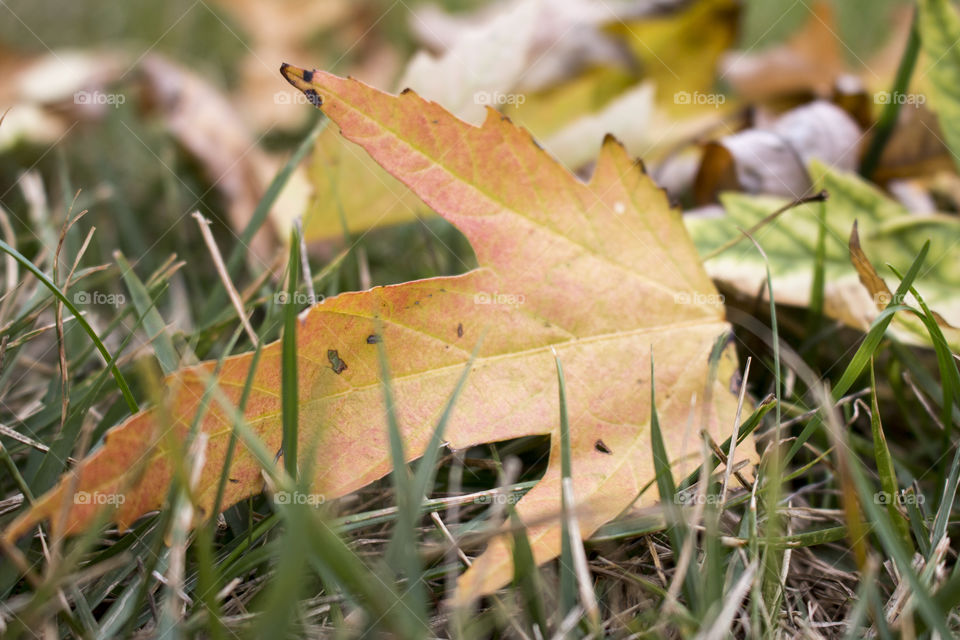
(678, 395), (776, 491)
(785, 243), (931, 466)
(740, 228), (785, 623)
(859, 6), (920, 178)
(115, 251), (180, 374)
(555, 354), (578, 618)
(507, 505), (548, 636)
(252, 500), (313, 639)
(410, 344), (478, 507)
(302, 507), (425, 639)
(831, 241), (929, 400)
(803, 200), (827, 352)
(823, 386), (954, 638)
(890, 266), (960, 429)
(0, 238), (138, 412)
(281, 230), (300, 480)
(210, 340), (266, 519)
(194, 325), (253, 640)
(869, 363), (913, 551)
(932, 447), (960, 552)
(648, 355), (697, 606)
(376, 332), (427, 626)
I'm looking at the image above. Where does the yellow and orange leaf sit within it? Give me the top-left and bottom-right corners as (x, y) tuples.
(4, 66), (752, 598)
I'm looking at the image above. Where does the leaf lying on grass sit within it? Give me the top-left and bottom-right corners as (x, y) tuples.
(687, 161), (960, 349)
(4, 67), (753, 598)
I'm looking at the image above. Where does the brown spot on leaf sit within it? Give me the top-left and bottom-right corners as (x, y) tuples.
(366, 334), (381, 344)
(304, 89), (322, 107)
(595, 439), (612, 454)
(457, 323), (464, 338)
(327, 349), (348, 374)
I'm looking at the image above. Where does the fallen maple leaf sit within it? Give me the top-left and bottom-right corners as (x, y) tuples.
(688, 161), (960, 350)
(3, 67), (751, 598)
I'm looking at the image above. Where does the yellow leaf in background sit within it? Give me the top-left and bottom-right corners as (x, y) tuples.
(302, 125), (427, 241)
(502, 65), (638, 139)
(542, 82), (655, 170)
(611, 0), (738, 115)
